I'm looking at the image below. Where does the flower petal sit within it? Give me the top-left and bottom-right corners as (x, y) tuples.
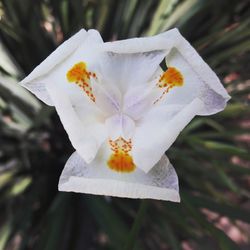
(91, 78), (122, 115)
(20, 29), (109, 163)
(162, 48), (230, 115)
(96, 50), (166, 94)
(19, 29), (102, 105)
(102, 28), (230, 115)
(59, 151), (180, 202)
(101, 29), (177, 53)
(162, 31), (230, 114)
(105, 114), (135, 140)
(123, 83), (159, 120)
(132, 98), (204, 173)
(46, 81), (107, 163)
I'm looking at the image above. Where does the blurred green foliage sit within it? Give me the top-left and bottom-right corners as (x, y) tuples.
(0, 0), (250, 249)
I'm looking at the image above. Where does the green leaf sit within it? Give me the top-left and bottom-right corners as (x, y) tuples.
(183, 192), (250, 223)
(0, 222), (11, 250)
(85, 196), (129, 248)
(182, 194), (240, 250)
(35, 193), (71, 250)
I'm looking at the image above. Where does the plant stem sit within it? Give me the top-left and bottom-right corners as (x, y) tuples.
(123, 200), (148, 250)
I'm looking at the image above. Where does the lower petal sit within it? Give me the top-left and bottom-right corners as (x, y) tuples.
(58, 151), (180, 202)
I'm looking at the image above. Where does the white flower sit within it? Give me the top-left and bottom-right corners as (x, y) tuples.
(20, 28), (230, 202)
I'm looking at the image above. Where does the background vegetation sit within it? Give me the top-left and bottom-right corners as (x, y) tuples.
(0, 0), (250, 249)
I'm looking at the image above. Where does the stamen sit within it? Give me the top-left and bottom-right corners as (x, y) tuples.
(66, 62), (97, 102)
(154, 67), (184, 104)
(107, 137), (136, 173)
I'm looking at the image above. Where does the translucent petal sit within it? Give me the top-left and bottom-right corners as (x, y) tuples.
(59, 151), (180, 202)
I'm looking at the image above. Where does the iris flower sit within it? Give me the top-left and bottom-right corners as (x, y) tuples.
(20, 28), (230, 202)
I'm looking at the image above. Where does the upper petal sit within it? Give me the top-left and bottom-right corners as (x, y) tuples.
(162, 30), (230, 115)
(102, 28), (230, 115)
(95, 50), (166, 94)
(101, 29), (179, 53)
(161, 47), (230, 115)
(20, 29), (102, 105)
(19, 29), (109, 163)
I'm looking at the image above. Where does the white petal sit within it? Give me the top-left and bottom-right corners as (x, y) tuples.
(66, 86), (104, 125)
(122, 66), (165, 120)
(20, 29), (86, 105)
(96, 51), (166, 94)
(19, 29), (102, 106)
(46, 81), (107, 163)
(91, 79), (122, 115)
(105, 114), (135, 140)
(59, 151), (180, 202)
(102, 28), (230, 115)
(132, 98), (204, 173)
(101, 29), (179, 53)
(20, 29), (109, 163)
(123, 83), (159, 120)
(163, 32), (230, 115)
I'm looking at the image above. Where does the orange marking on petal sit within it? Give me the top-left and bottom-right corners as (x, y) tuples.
(154, 67), (184, 104)
(107, 137), (136, 173)
(67, 62), (87, 82)
(66, 61), (97, 102)
(158, 67), (184, 88)
(108, 151), (135, 173)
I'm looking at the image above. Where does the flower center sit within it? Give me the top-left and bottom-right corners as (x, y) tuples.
(66, 62), (184, 173)
(107, 137), (136, 173)
(66, 62), (97, 102)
